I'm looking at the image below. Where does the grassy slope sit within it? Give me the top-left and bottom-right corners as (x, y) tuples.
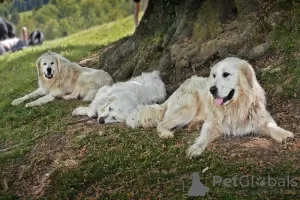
(19, 10), (32, 19)
(1, 14), (300, 200)
(0, 16), (134, 198)
(0, 15), (134, 137)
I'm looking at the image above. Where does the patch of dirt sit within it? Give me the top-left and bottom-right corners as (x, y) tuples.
(12, 123), (95, 199)
(240, 137), (273, 149)
(208, 136), (299, 166)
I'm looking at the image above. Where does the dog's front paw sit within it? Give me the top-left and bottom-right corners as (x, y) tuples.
(25, 102), (37, 108)
(159, 131), (174, 139)
(186, 143), (205, 159)
(62, 95), (71, 100)
(272, 130), (294, 142)
(72, 108), (80, 116)
(279, 131), (294, 142)
(12, 98), (23, 106)
(62, 95), (77, 100)
(285, 131), (294, 139)
(72, 107), (87, 116)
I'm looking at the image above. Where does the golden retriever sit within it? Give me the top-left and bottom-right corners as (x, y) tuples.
(12, 51), (113, 107)
(126, 57), (294, 158)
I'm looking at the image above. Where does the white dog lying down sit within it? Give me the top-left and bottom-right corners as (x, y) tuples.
(127, 57), (294, 158)
(126, 76), (208, 138)
(12, 51), (113, 107)
(72, 71), (166, 124)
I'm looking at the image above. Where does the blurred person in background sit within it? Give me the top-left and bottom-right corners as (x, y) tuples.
(133, 0), (141, 28)
(0, 18), (15, 41)
(0, 26), (28, 55)
(133, 0), (148, 28)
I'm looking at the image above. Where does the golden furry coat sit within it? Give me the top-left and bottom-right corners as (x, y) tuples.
(126, 57), (294, 158)
(12, 51), (113, 107)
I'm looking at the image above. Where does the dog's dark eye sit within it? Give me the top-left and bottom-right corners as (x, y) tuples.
(223, 72), (230, 78)
(109, 107), (113, 112)
(51, 62), (54, 65)
(213, 74), (216, 78)
(43, 63), (46, 65)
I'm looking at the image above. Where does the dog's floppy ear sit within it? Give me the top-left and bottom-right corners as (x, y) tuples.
(239, 62), (255, 89)
(35, 56), (42, 76)
(55, 54), (62, 73)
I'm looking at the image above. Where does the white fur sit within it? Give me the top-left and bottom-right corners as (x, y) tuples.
(72, 71), (166, 124)
(126, 76), (208, 139)
(127, 57), (294, 157)
(12, 51), (113, 107)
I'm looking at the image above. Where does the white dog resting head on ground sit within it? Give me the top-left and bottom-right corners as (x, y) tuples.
(72, 70), (166, 124)
(125, 57), (294, 158)
(97, 95), (139, 123)
(11, 51), (113, 107)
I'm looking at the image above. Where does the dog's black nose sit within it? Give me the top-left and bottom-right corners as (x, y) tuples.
(210, 86), (218, 95)
(47, 68), (52, 73)
(98, 117), (105, 124)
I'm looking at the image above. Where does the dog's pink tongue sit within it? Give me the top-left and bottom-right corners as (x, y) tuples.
(215, 98), (223, 106)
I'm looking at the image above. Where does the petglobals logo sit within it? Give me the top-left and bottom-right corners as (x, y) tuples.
(188, 172), (210, 197)
(213, 175), (298, 188)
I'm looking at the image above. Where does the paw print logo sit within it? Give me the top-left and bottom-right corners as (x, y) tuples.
(256, 176), (266, 187)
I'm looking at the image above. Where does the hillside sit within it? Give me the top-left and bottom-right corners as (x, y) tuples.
(0, 7), (300, 200)
(0, 16), (134, 198)
(2, 0), (133, 40)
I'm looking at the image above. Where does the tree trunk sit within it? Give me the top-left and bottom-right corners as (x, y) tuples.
(98, 0), (291, 93)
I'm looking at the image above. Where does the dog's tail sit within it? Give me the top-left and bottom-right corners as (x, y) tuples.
(126, 102), (168, 129)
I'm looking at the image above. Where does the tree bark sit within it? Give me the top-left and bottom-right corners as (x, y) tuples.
(98, 0), (289, 92)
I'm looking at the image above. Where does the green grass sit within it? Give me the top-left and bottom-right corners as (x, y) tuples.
(19, 10), (32, 19)
(262, 9), (300, 98)
(0, 16), (134, 145)
(0, 16), (134, 197)
(0, 14), (300, 199)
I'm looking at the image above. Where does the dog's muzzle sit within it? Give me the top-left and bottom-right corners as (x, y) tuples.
(44, 73), (53, 79)
(222, 89), (235, 104)
(44, 68), (53, 79)
(209, 86), (218, 97)
(210, 86), (235, 106)
(98, 117), (105, 124)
